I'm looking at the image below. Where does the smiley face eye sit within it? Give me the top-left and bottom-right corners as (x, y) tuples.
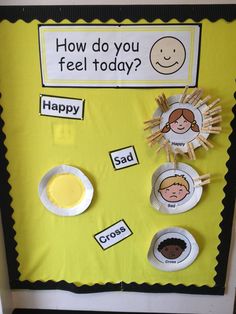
(173, 49), (176, 53)
(160, 49), (163, 53)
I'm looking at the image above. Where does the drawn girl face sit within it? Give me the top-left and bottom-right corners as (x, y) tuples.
(159, 184), (189, 203)
(159, 244), (184, 259)
(170, 115), (192, 134)
(161, 109), (200, 135)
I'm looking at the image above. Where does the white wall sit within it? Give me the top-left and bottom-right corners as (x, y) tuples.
(0, 1), (235, 313)
(0, 215), (12, 314)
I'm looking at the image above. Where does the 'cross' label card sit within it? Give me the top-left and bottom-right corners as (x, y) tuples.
(94, 220), (133, 250)
(109, 146), (139, 170)
(40, 95), (84, 120)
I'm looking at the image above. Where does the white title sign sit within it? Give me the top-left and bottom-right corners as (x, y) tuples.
(40, 95), (84, 120)
(94, 220), (132, 250)
(39, 24), (201, 87)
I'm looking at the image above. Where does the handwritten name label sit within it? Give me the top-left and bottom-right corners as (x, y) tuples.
(94, 220), (133, 250)
(40, 95), (84, 120)
(109, 146), (139, 170)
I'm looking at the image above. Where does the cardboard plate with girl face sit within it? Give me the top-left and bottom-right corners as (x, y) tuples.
(145, 88), (222, 160)
(148, 227), (199, 272)
(150, 162), (203, 214)
(152, 94), (209, 154)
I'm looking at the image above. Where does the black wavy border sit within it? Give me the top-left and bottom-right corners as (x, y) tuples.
(214, 100), (236, 289)
(0, 5), (235, 296)
(0, 106), (20, 285)
(0, 5), (235, 23)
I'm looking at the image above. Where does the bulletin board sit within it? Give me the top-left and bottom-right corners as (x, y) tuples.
(0, 5), (235, 295)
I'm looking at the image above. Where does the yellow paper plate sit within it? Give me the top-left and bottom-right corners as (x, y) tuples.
(38, 165), (94, 216)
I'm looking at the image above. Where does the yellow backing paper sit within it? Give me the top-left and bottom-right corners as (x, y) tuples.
(0, 19), (235, 287)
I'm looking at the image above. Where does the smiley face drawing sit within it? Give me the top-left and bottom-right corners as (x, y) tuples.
(150, 36), (186, 75)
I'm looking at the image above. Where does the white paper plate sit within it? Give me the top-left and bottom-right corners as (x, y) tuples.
(39, 165), (94, 216)
(150, 162), (203, 214)
(148, 227), (199, 272)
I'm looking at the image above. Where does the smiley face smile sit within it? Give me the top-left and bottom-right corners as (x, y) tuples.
(156, 61), (179, 68)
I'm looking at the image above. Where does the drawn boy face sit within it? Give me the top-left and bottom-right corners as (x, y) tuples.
(159, 184), (189, 203)
(170, 115), (192, 134)
(159, 244), (184, 259)
(150, 37), (186, 75)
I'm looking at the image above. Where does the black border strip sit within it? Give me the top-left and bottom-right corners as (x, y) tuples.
(10, 280), (225, 295)
(10, 280), (121, 293)
(0, 5), (235, 23)
(0, 105), (21, 284)
(214, 99), (236, 288)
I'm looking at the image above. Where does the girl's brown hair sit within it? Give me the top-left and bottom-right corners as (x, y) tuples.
(162, 108), (200, 133)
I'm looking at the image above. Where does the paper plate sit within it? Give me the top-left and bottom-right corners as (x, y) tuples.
(39, 165), (94, 216)
(147, 227), (199, 272)
(150, 162), (203, 214)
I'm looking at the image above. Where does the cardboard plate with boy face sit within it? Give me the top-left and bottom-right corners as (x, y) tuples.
(147, 227), (199, 272)
(150, 162), (203, 214)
